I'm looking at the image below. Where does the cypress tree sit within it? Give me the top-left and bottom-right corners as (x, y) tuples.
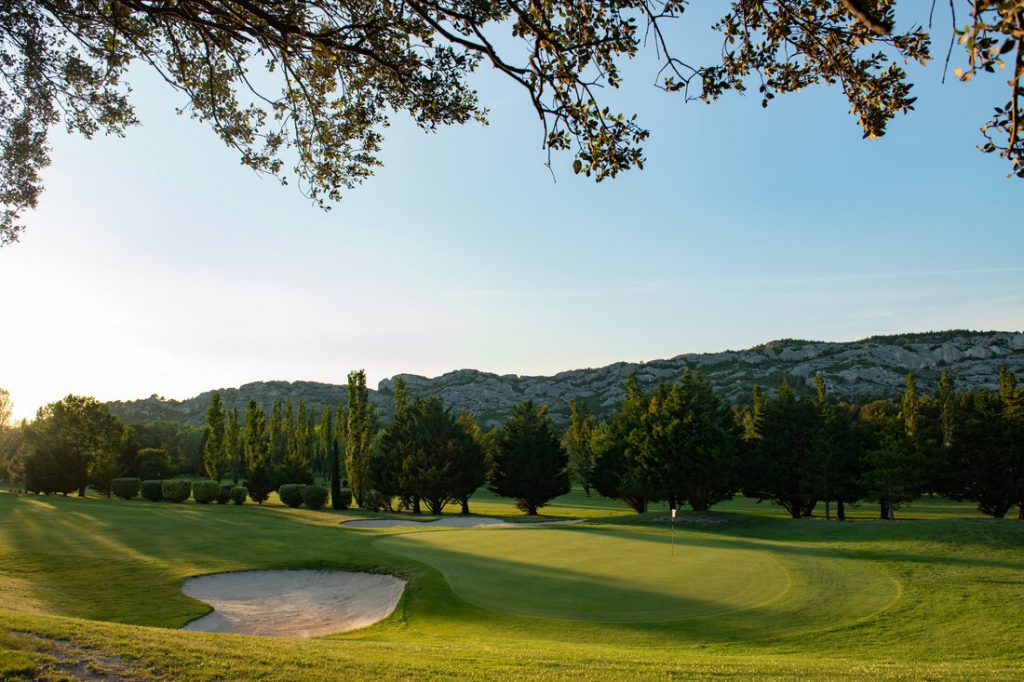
(268, 400), (285, 467)
(318, 405), (332, 480)
(346, 370), (373, 507)
(330, 439), (343, 508)
(202, 393), (228, 482)
(243, 400), (272, 504)
(225, 408), (243, 483)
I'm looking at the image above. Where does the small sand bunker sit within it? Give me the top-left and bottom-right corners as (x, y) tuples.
(182, 570), (404, 638)
(341, 516), (583, 529)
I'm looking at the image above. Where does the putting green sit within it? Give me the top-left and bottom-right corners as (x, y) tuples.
(376, 525), (900, 632)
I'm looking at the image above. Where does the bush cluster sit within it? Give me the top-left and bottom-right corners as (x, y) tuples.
(229, 486), (248, 505)
(162, 479), (192, 503)
(278, 484), (306, 508)
(302, 484), (329, 510)
(141, 480), (163, 502)
(192, 480), (219, 504)
(112, 478), (141, 500)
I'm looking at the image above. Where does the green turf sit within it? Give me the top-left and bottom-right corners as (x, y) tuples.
(0, 489), (1022, 680)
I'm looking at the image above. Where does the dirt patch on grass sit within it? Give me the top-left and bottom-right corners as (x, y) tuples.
(182, 570), (405, 638)
(18, 633), (145, 681)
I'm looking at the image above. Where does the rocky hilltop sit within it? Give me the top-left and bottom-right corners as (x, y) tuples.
(108, 330), (1024, 429)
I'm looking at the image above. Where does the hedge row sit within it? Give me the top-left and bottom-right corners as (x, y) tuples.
(110, 479), (344, 510)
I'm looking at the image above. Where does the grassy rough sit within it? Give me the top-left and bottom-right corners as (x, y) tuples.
(0, 490), (1021, 680)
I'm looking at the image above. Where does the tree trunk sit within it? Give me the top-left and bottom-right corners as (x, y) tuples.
(888, 501), (895, 522)
(583, 483), (591, 497)
(460, 496), (470, 515)
(880, 500), (889, 520)
(78, 485), (86, 497)
(837, 499), (846, 521)
(825, 500), (831, 521)
(1018, 504), (1023, 520)
(412, 497), (421, 514)
(527, 503), (538, 516)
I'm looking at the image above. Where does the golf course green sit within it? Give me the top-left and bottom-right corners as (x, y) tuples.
(1, 489), (1022, 680)
(377, 526), (896, 631)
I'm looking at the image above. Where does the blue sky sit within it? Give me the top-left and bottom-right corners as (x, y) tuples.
(1, 9), (1022, 420)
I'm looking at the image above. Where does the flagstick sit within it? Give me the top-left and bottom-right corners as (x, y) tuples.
(671, 507), (676, 555)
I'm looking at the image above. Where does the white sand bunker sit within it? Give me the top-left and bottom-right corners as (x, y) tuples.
(342, 516), (583, 529)
(182, 570), (405, 638)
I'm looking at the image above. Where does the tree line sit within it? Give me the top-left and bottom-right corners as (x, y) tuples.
(570, 368), (1024, 520)
(2, 367), (1022, 520)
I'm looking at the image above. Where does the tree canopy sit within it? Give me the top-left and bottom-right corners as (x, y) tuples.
(2, 1), (1021, 245)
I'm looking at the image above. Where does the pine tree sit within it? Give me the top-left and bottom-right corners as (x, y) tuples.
(490, 401), (570, 515)
(203, 393), (228, 482)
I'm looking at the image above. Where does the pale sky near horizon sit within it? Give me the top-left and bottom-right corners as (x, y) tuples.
(1, 8), (1022, 421)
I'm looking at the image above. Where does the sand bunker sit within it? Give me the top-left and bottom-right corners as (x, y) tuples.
(341, 516), (583, 529)
(182, 570), (405, 638)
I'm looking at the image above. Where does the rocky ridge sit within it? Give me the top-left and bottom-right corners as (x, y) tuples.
(107, 330), (1024, 430)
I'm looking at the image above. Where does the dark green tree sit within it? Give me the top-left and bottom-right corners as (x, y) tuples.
(743, 380), (820, 518)
(490, 401), (569, 515)
(809, 377), (867, 521)
(380, 396), (484, 514)
(648, 372), (742, 512)
(243, 400), (272, 504)
(948, 387), (1023, 518)
(453, 410), (489, 514)
(591, 375), (658, 513)
(861, 420), (924, 521)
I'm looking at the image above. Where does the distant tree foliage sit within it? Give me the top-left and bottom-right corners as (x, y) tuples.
(23, 395), (123, 496)
(3, 1), (1021, 245)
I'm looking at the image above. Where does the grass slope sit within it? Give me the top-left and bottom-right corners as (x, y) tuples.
(0, 490), (1022, 680)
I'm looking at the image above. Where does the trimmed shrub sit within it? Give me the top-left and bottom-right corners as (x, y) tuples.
(278, 484), (306, 508)
(218, 483), (233, 504)
(302, 484), (329, 510)
(334, 488), (353, 510)
(162, 479), (192, 503)
(112, 478), (141, 500)
(229, 486), (248, 505)
(141, 480), (163, 502)
(192, 480), (219, 504)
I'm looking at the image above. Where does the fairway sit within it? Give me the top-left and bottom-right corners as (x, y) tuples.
(376, 525), (899, 635)
(2, 492), (1023, 680)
